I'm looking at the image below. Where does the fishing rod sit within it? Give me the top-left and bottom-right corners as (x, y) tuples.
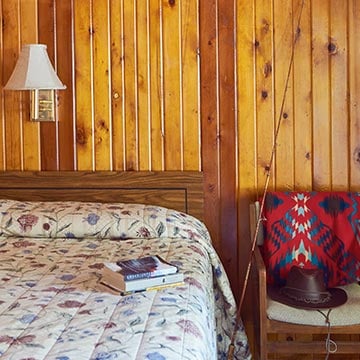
(227, 1), (305, 358)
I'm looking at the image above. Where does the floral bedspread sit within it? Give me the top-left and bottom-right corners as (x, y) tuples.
(0, 200), (250, 360)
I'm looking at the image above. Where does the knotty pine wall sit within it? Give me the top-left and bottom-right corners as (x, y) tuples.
(1, 0), (360, 298)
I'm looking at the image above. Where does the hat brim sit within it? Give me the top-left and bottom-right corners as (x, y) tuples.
(267, 285), (348, 309)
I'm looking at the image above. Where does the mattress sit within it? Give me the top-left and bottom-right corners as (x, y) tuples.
(0, 200), (250, 360)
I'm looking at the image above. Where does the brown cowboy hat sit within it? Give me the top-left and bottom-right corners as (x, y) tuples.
(267, 266), (347, 309)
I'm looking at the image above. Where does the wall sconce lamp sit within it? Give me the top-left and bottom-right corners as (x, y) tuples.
(4, 44), (66, 122)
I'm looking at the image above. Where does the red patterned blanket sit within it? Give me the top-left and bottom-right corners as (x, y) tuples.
(261, 192), (360, 287)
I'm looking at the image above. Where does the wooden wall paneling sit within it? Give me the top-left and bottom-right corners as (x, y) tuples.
(137, 0), (151, 171)
(21, 0), (40, 171)
(237, 0), (256, 303)
(74, 0), (93, 170)
(3, 1), (23, 170)
(56, 0), (75, 170)
(349, 0), (360, 188)
(39, 0), (58, 170)
(218, 0), (237, 286)
(123, 1), (138, 170)
(311, 0), (331, 190)
(110, 0), (125, 171)
(273, 0), (294, 190)
(199, 0), (221, 259)
(181, 0), (200, 170)
(330, 0), (349, 190)
(0, 0), (3, 170)
(255, 0), (275, 192)
(93, 0), (112, 171)
(149, 0), (164, 171)
(163, 0), (181, 170)
(293, 0), (312, 189)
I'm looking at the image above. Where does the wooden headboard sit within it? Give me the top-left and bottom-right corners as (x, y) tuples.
(0, 171), (204, 221)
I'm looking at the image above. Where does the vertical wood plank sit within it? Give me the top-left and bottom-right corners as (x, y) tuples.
(0, 0), (3, 169)
(349, 0), (360, 188)
(162, 0), (181, 170)
(137, 0), (150, 170)
(312, 0), (331, 190)
(123, 0), (138, 170)
(39, 0), (57, 170)
(200, 0), (221, 256)
(149, 0), (163, 170)
(255, 0), (275, 192)
(273, 0), (294, 189)
(74, 0), (94, 170)
(181, 0), (200, 170)
(56, 0), (75, 170)
(293, 0), (312, 189)
(330, 0), (349, 189)
(218, 0), (237, 286)
(93, 0), (112, 170)
(110, 0), (125, 170)
(20, 0), (40, 170)
(237, 0), (256, 299)
(3, 1), (23, 170)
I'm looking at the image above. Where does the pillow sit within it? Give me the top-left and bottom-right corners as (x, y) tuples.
(0, 199), (210, 242)
(261, 191), (360, 288)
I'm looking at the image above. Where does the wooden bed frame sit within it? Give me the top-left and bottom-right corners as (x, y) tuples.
(0, 171), (204, 221)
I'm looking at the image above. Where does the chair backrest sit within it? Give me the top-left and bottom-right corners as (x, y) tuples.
(258, 191), (360, 288)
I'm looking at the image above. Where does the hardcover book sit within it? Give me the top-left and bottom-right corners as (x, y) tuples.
(100, 271), (184, 294)
(104, 255), (178, 281)
(100, 255), (184, 293)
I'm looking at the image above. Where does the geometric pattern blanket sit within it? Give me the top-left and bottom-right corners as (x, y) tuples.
(261, 191), (360, 288)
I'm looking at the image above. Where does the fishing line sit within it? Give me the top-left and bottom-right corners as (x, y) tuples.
(227, 0), (305, 358)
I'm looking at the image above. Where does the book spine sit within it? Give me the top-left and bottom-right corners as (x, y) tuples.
(145, 282), (184, 292)
(124, 271), (153, 281)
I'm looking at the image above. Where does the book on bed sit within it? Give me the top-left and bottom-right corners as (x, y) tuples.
(100, 271), (184, 293)
(101, 255), (184, 293)
(105, 255), (179, 280)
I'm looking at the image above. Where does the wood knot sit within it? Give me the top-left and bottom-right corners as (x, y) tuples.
(328, 41), (338, 55)
(169, 0), (175, 6)
(262, 19), (270, 34)
(76, 127), (87, 146)
(261, 90), (268, 99)
(97, 119), (108, 131)
(208, 183), (216, 193)
(353, 147), (360, 167)
(263, 61), (272, 78)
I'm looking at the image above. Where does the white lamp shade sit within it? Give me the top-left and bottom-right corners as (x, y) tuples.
(4, 44), (66, 90)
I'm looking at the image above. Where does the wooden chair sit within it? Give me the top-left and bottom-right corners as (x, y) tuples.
(248, 200), (360, 360)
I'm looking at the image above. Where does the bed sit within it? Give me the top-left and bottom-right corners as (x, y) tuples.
(0, 171), (250, 360)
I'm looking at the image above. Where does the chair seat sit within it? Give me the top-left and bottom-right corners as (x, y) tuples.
(267, 282), (360, 326)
